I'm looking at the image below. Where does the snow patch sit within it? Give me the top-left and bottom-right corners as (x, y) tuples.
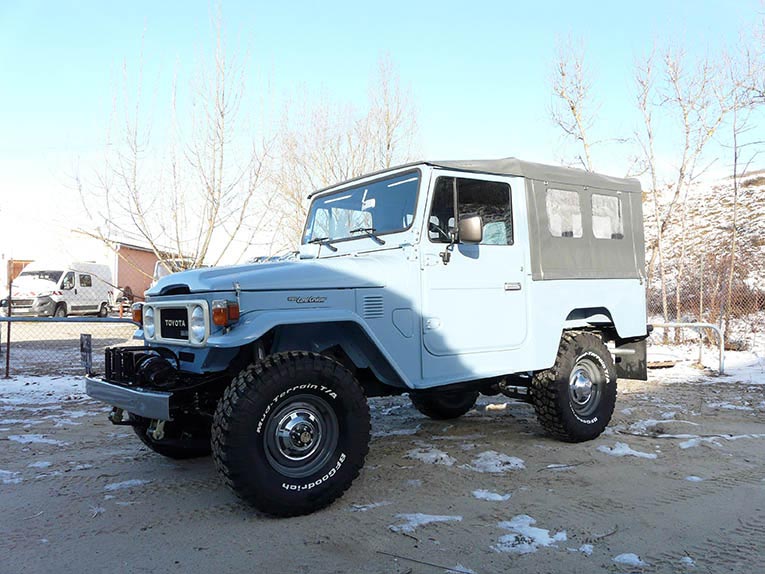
(405, 447), (456, 466)
(0, 469), (23, 485)
(7, 434), (66, 446)
(373, 425), (421, 438)
(597, 442), (657, 459)
(466, 450), (525, 473)
(685, 475), (704, 482)
(493, 515), (566, 554)
(389, 513), (463, 533)
(103, 479), (151, 491)
(680, 555), (696, 567)
(27, 461), (52, 469)
(350, 501), (392, 512)
(444, 565), (476, 574)
(545, 463), (577, 471)
(472, 489), (511, 502)
(613, 553), (648, 567)
(706, 401), (753, 411)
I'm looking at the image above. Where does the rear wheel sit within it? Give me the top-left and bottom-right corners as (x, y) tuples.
(212, 351), (370, 517)
(130, 414), (212, 459)
(410, 390), (479, 420)
(98, 303), (108, 317)
(531, 331), (616, 442)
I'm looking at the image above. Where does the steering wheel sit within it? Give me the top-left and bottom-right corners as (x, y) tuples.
(428, 221), (451, 242)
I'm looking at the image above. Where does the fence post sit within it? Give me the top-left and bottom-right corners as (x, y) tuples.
(4, 261), (11, 379)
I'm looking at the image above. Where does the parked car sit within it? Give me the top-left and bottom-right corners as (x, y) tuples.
(11, 261), (113, 317)
(86, 157), (648, 516)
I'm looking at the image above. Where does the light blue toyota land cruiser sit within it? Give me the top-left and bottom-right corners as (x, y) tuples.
(86, 158), (649, 516)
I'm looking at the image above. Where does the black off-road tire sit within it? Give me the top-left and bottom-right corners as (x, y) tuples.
(98, 303), (108, 317)
(54, 304), (67, 318)
(530, 331), (617, 442)
(211, 351), (370, 517)
(410, 390), (479, 420)
(130, 414), (212, 459)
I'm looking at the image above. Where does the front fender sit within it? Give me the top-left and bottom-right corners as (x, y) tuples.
(205, 309), (412, 386)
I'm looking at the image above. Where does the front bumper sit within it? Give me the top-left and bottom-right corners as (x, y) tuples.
(85, 375), (173, 421)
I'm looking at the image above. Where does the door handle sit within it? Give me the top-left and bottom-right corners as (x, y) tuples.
(504, 282), (522, 291)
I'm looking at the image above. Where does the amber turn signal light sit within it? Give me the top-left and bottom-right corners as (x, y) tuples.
(212, 300), (240, 326)
(131, 302), (143, 324)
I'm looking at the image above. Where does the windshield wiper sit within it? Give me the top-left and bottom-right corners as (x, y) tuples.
(307, 236), (338, 252)
(349, 227), (386, 245)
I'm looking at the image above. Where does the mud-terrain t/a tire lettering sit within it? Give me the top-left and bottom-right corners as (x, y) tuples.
(211, 351), (370, 517)
(531, 331), (617, 442)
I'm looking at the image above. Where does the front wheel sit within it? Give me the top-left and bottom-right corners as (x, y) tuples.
(212, 352), (370, 517)
(130, 414), (212, 459)
(531, 331), (617, 442)
(54, 304), (66, 318)
(410, 390), (479, 420)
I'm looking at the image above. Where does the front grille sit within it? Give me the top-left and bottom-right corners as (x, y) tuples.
(160, 308), (189, 340)
(11, 299), (33, 307)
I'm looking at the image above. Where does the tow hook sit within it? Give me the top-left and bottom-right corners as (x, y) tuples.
(108, 407), (125, 424)
(150, 420), (166, 441)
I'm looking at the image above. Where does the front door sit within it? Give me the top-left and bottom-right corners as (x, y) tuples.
(420, 172), (527, 358)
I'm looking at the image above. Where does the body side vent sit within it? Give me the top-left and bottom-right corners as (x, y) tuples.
(362, 295), (384, 319)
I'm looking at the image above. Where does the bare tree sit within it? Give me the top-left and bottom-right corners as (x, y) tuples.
(551, 38), (597, 171)
(367, 55), (418, 169)
(77, 11), (273, 274)
(272, 57), (418, 249)
(635, 51), (671, 338)
(720, 43), (765, 337)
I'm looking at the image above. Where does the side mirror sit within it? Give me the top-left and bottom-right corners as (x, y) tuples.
(458, 214), (483, 244)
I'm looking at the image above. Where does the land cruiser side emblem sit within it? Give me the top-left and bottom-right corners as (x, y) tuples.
(288, 296), (327, 304)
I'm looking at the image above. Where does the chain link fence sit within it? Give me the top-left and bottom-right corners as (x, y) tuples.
(0, 318), (137, 377)
(646, 269), (765, 352)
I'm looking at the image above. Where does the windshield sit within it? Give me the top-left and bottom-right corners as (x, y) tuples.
(303, 171), (419, 244)
(18, 270), (63, 283)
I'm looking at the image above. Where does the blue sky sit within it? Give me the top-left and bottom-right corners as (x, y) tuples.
(0, 0), (762, 259)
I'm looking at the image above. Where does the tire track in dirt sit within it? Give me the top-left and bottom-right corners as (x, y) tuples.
(554, 465), (764, 524)
(643, 513), (765, 572)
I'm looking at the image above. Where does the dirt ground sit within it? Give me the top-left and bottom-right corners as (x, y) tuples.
(1, 367), (764, 574)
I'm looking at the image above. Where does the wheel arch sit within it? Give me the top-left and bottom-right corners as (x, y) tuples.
(263, 321), (407, 393)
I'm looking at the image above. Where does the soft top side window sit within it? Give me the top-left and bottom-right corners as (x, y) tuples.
(546, 188), (583, 238)
(592, 193), (624, 239)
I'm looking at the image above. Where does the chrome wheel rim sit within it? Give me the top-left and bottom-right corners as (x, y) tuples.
(264, 394), (338, 478)
(568, 358), (602, 417)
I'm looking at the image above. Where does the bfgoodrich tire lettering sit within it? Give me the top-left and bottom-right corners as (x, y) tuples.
(212, 351), (370, 517)
(531, 331), (617, 442)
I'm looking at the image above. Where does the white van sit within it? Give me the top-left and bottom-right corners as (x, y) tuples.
(10, 261), (113, 317)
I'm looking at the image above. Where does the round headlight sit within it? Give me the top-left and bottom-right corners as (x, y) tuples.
(144, 306), (155, 338)
(189, 305), (205, 343)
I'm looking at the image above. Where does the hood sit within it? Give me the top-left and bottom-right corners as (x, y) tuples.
(146, 254), (397, 296)
(12, 277), (58, 297)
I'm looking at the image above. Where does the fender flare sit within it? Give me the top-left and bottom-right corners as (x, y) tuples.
(205, 309), (412, 386)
